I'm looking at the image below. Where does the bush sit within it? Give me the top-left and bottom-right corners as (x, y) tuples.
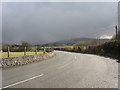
(86, 40), (120, 61)
(112, 30), (120, 40)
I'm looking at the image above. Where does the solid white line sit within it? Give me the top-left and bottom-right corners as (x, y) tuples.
(3, 74), (44, 89)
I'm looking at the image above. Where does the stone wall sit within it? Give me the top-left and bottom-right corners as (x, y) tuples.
(1, 52), (55, 68)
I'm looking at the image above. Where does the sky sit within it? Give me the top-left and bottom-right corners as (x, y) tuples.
(2, 2), (117, 44)
(119, 2), (120, 28)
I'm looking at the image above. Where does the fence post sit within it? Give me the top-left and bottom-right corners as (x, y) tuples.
(115, 25), (118, 40)
(43, 47), (46, 54)
(24, 47), (26, 55)
(7, 46), (10, 58)
(35, 46), (37, 54)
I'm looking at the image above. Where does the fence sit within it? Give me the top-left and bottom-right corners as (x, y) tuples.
(2, 46), (54, 58)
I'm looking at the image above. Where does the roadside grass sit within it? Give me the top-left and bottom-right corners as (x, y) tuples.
(0, 52), (43, 58)
(53, 46), (73, 49)
(78, 46), (87, 50)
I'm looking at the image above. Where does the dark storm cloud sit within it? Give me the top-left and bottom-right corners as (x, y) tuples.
(2, 2), (117, 44)
(118, 2), (120, 29)
(0, 3), (2, 44)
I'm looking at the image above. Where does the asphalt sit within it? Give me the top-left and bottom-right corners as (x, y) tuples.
(2, 51), (118, 88)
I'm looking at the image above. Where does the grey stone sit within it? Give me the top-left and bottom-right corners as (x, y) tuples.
(2, 52), (55, 68)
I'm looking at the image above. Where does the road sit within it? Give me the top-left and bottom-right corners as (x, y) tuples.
(2, 51), (118, 88)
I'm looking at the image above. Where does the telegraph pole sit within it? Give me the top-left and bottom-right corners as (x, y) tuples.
(115, 25), (118, 40)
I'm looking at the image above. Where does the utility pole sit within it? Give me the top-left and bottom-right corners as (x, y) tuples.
(115, 25), (118, 40)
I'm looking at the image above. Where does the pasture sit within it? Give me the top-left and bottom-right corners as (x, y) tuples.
(0, 52), (43, 58)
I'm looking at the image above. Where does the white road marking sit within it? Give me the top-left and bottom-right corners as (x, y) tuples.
(3, 74), (44, 89)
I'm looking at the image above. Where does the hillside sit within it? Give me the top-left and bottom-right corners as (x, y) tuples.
(74, 39), (109, 47)
(40, 38), (109, 46)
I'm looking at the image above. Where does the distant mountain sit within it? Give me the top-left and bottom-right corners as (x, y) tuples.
(40, 38), (109, 46)
(2, 37), (109, 46)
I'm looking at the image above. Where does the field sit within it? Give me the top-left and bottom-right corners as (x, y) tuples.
(0, 52), (43, 58)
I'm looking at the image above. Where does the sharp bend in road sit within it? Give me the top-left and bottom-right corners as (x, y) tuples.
(2, 51), (118, 88)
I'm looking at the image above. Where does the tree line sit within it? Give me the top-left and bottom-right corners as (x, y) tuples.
(2, 41), (40, 52)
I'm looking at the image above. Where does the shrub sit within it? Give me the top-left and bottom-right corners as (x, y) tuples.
(86, 40), (120, 61)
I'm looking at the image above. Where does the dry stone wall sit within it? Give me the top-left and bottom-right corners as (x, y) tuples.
(1, 52), (55, 68)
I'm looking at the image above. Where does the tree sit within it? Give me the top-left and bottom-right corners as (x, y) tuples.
(21, 41), (30, 47)
(18, 41), (31, 51)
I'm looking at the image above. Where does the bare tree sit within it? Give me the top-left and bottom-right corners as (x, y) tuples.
(18, 41), (31, 51)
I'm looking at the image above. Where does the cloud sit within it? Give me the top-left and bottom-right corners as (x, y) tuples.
(2, 2), (117, 44)
(99, 35), (113, 39)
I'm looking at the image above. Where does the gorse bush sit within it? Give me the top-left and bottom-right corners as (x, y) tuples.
(102, 40), (119, 53)
(87, 44), (103, 54)
(86, 40), (120, 61)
